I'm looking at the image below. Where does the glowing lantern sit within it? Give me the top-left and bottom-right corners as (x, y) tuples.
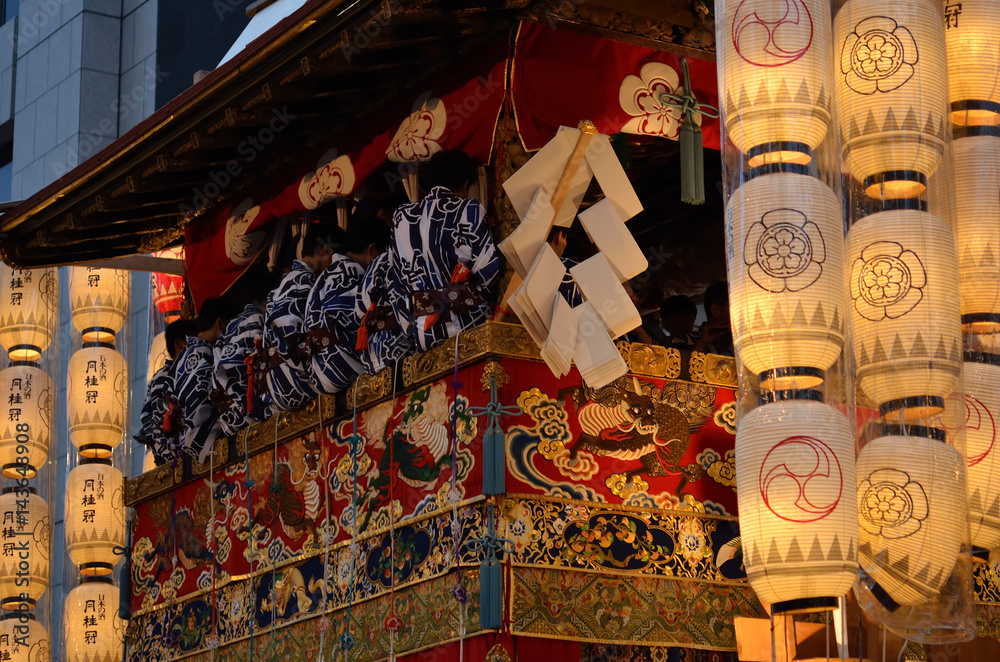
(0, 615), (49, 662)
(146, 332), (168, 384)
(0, 266), (58, 363)
(152, 247), (185, 323)
(737, 393), (858, 612)
(857, 433), (965, 607)
(0, 489), (49, 610)
(728, 168), (847, 389)
(846, 209), (962, 420)
(717, 0), (834, 167)
(962, 356), (1000, 549)
(63, 579), (123, 662)
(65, 461), (125, 577)
(834, 0), (948, 199)
(69, 268), (129, 344)
(0, 364), (51, 479)
(67, 345), (127, 459)
(944, 0), (1000, 127)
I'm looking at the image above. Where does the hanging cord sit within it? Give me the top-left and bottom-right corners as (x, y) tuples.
(270, 416), (280, 661)
(317, 396), (332, 662)
(243, 426), (257, 661)
(896, 639), (909, 662)
(658, 57), (719, 205)
(340, 386), (362, 659)
(383, 361), (402, 661)
(447, 332), (467, 662)
(206, 449), (220, 660)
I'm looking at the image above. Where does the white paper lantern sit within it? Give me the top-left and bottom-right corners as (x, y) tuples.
(961, 357), (1000, 549)
(63, 580), (123, 662)
(737, 394), (858, 612)
(142, 451), (156, 473)
(146, 332), (168, 384)
(834, 0), (948, 198)
(0, 266), (58, 363)
(944, 0), (1000, 127)
(951, 135), (1000, 331)
(728, 169), (847, 389)
(857, 434), (965, 607)
(0, 616), (49, 662)
(67, 346), (127, 459)
(0, 365), (51, 480)
(847, 209), (962, 420)
(718, 0), (834, 166)
(65, 461), (125, 577)
(69, 268), (129, 344)
(0, 489), (49, 610)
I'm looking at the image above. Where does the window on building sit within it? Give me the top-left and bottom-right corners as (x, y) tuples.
(0, 129), (13, 202)
(2, 1), (17, 24)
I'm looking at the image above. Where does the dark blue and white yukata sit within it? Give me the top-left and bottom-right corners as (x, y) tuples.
(137, 359), (180, 465)
(302, 254), (366, 394)
(559, 256), (584, 307)
(392, 186), (500, 352)
(174, 336), (222, 463)
(355, 248), (413, 375)
(264, 260), (318, 411)
(214, 303), (270, 436)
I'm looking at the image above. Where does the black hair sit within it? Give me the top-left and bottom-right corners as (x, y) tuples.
(343, 213), (391, 255)
(703, 281), (729, 311)
(301, 221), (342, 257)
(424, 150), (476, 192)
(196, 298), (236, 333)
(165, 319), (197, 359)
(660, 295), (697, 320)
(546, 226), (568, 244)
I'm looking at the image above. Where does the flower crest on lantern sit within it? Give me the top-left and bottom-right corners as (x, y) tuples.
(850, 241), (926, 321)
(841, 16), (918, 95)
(859, 468), (928, 540)
(745, 208), (827, 293)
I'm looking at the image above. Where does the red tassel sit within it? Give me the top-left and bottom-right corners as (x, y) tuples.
(244, 337), (260, 412)
(163, 402), (176, 434)
(424, 263), (473, 332)
(356, 302), (375, 351)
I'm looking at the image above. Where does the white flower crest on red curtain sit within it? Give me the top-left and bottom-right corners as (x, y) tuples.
(386, 97), (447, 162)
(298, 152), (357, 210)
(225, 198), (267, 266)
(619, 61), (700, 140)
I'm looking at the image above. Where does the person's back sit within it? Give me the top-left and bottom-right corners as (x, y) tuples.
(355, 247), (413, 374)
(213, 302), (268, 436)
(392, 150), (499, 352)
(137, 319), (196, 466)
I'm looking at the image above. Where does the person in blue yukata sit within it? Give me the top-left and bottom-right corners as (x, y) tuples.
(303, 214), (391, 394)
(213, 298), (270, 436)
(136, 318), (196, 466)
(263, 222), (338, 411)
(392, 150), (500, 352)
(174, 298), (237, 463)
(355, 242), (412, 376)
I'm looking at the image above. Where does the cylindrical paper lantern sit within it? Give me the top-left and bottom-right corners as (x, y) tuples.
(962, 356), (1000, 549)
(69, 268), (129, 344)
(944, 0), (1000, 127)
(857, 434), (965, 607)
(951, 135), (1000, 331)
(65, 461), (125, 577)
(0, 615), (49, 662)
(67, 345), (127, 459)
(834, 0), (948, 198)
(63, 579), (123, 662)
(0, 489), (49, 610)
(736, 393), (858, 612)
(146, 332), (168, 384)
(847, 209), (962, 420)
(728, 169), (847, 389)
(0, 266), (58, 363)
(717, 0), (834, 166)
(142, 450), (156, 473)
(0, 364), (51, 479)
(152, 247), (185, 323)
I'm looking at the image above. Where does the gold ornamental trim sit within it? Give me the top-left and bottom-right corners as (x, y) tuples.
(621, 341), (682, 379)
(689, 351), (738, 388)
(402, 322), (540, 388)
(191, 436), (230, 477)
(346, 368), (394, 409)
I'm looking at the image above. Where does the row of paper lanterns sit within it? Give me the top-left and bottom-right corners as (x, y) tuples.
(720, 0), (1000, 627)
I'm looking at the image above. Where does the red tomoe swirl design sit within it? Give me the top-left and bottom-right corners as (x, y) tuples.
(759, 435), (843, 523)
(732, 0), (814, 68)
(965, 394), (996, 467)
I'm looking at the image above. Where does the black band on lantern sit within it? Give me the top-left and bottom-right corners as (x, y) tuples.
(772, 597), (839, 615)
(1, 486), (36, 495)
(1, 463), (38, 478)
(954, 124), (1000, 139)
(876, 197), (928, 212)
(879, 396), (945, 417)
(79, 575), (115, 585)
(758, 366), (824, 388)
(747, 141), (814, 164)
(0, 611), (35, 621)
(759, 389), (824, 405)
(80, 562), (115, 576)
(81, 340), (116, 350)
(962, 312), (1000, 327)
(965, 350), (1000, 367)
(7, 345), (41, 361)
(7, 360), (40, 369)
(746, 161), (815, 182)
(79, 457), (113, 467)
(863, 170), (926, 198)
(79, 443), (114, 458)
(882, 424), (947, 443)
(0, 596), (35, 610)
(860, 570), (901, 613)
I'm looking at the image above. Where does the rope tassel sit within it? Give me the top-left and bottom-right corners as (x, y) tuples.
(661, 57), (718, 206)
(466, 503), (514, 630)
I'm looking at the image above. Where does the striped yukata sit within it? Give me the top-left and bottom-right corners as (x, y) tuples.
(137, 359), (180, 465)
(355, 248), (413, 375)
(264, 260), (319, 411)
(392, 186), (500, 352)
(214, 303), (270, 436)
(174, 336), (222, 463)
(302, 254), (366, 394)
